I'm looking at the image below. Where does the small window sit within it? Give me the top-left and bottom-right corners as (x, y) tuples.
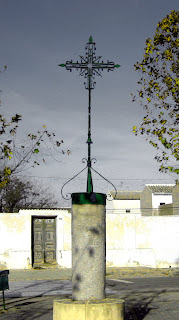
(160, 202), (165, 205)
(126, 209), (130, 213)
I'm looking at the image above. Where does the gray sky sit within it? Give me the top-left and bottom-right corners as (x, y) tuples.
(0, 0), (178, 206)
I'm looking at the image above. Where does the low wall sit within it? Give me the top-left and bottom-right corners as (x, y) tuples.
(106, 213), (179, 268)
(0, 212), (31, 269)
(0, 209), (71, 269)
(0, 210), (179, 269)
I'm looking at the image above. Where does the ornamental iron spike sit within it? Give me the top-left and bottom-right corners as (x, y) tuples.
(59, 36), (120, 200)
(89, 36), (93, 43)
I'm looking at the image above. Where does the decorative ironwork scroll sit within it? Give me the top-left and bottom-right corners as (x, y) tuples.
(59, 36), (120, 200)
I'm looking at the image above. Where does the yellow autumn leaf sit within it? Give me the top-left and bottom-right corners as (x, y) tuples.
(0, 181), (6, 188)
(4, 167), (11, 175)
(175, 78), (179, 86)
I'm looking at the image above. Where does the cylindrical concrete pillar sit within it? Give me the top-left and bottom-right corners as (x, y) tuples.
(71, 192), (106, 301)
(53, 299), (124, 320)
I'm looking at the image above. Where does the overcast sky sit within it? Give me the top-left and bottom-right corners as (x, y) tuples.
(0, 0), (178, 206)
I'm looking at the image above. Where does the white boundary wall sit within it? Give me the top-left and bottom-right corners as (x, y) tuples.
(0, 209), (71, 269)
(106, 213), (179, 268)
(0, 210), (179, 269)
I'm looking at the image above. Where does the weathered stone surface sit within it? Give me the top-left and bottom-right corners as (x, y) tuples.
(72, 197), (106, 301)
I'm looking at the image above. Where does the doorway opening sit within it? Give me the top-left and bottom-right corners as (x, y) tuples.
(32, 216), (57, 268)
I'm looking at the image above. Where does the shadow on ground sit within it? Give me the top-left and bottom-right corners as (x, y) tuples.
(0, 294), (71, 320)
(0, 290), (166, 320)
(123, 289), (166, 320)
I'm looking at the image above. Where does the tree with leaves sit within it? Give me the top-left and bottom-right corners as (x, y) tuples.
(0, 115), (67, 187)
(0, 176), (58, 212)
(0, 65), (70, 187)
(132, 10), (179, 175)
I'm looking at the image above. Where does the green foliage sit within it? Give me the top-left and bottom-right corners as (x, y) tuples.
(0, 113), (70, 188)
(0, 64), (70, 187)
(132, 10), (179, 175)
(0, 118), (68, 187)
(33, 149), (39, 154)
(0, 113), (22, 186)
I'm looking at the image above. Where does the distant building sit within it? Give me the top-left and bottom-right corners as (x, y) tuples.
(108, 183), (179, 216)
(141, 184), (179, 216)
(107, 191), (141, 214)
(141, 184), (174, 216)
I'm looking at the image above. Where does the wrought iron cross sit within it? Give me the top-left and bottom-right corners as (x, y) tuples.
(59, 36), (120, 197)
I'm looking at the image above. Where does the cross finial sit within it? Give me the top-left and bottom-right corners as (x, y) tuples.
(59, 36), (120, 90)
(59, 37), (120, 196)
(89, 36), (93, 43)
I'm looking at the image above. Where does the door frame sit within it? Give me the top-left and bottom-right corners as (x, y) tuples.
(31, 215), (57, 267)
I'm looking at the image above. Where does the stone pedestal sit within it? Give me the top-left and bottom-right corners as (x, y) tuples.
(53, 298), (124, 320)
(53, 192), (125, 319)
(71, 192), (106, 300)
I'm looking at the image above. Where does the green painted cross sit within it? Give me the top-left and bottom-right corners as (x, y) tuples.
(59, 36), (120, 90)
(59, 36), (120, 194)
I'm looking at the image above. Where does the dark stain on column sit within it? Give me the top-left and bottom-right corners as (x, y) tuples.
(89, 227), (100, 235)
(76, 274), (82, 282)
(88, 247), (94, 257)
(73, 284), (80, 291)
(75, 247), (79, 254)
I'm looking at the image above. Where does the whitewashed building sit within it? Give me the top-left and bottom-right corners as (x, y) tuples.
(0, 184), (179, 270)
(108, 184), (179, 216)
(106, 191), (141, 214)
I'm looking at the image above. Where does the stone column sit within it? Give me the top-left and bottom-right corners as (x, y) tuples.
(71, 192), (106, 301)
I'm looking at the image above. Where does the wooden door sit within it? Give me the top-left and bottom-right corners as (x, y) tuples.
(32, 217), (56, 266)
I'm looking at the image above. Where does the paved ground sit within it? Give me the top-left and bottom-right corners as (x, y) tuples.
(6, 266), (179, 281)
(0, 267), (179, 319)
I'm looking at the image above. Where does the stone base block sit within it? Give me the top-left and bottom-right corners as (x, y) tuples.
(53, 298), (124, 320)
